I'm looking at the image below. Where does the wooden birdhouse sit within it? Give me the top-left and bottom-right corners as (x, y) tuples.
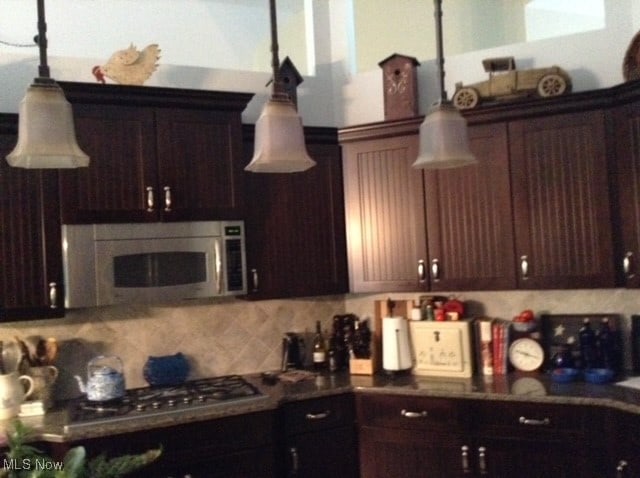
(378, 53), (420, 120)
(278, 56), (303, 108)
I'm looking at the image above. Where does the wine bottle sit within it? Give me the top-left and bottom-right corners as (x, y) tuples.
(313, 320), (327, 370)
(579, 318), (597, 369)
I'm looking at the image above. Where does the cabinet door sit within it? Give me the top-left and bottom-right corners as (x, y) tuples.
(612, 101), (640, 288)
(60, 103), (158, 223)
(155, 108), (245, 221)
(424, 122), (516, 290)
(509, 110), (615, 288)
(342, 135), (427, 292)
(286, 426), (358, 478)
(0, 120), (64, 319)
(244, 137), (348, 299)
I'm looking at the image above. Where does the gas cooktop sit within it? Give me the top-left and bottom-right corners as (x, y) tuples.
(64, 374), (267, 432)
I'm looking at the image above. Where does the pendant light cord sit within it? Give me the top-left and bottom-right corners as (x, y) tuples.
(433, 0), (447, 103)
(36, 0), (51, 79)
(269, 0), (287, 100)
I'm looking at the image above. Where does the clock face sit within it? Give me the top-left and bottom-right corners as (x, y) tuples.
(508, 338), (545, 372)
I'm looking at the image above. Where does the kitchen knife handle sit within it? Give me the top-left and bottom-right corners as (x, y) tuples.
(163, 186), (172, 211)
(418, 259), (426, 283)
(519, 416), (550, 426)
(520, 255), (529, 280)
(623, 251), (635, 278)
(305, 410), (331, 420)
(48, 282), (58, 309)
(401, 409), (428, 418)
(146, 186), (155, 211)
(431, 258), (440, 282)
(477, 446), (488, 475)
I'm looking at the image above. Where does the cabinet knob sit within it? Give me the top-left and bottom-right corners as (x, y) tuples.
(305, 410), (331, 420)
(146, 186), (155, 212)
(430, 258), (440, 282)
(251, 268), (259, 292)
(623, 252), (635, 279)
(520, 255), (529, 280)
(617, 459), (628, 477)
(289, 446), (299, 475)
(518, 416), (550, 426)
(48, 282), (58, 309)
(460, 445), (471, 474)
(418, 259), (426, 284)
(164, 186), (172, 212)
(477, 446), (488, 475)
(401, 409), (428, 418)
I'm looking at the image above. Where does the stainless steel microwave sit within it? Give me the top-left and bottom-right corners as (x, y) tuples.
(62, 221), (246, 308)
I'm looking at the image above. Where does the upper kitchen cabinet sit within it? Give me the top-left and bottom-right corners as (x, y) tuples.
(508, 110), (615, 289)
(424, 122), (516, 291)
(340, 120), (426, 293)
(58, 82), (253, 223)
(0, 114), (64, 320)
(243, 127), (348, 300)
(611, 82), (640, 288)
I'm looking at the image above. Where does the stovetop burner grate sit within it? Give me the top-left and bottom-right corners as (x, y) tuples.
(64, 374), (266, 432)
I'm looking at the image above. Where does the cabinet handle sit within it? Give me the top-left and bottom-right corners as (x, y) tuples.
(418, 259), (426, 284)
(214, 238), (222, 295)
(431, 258), (440, 282)
(477, 446), (488, 475)
(623, 252), (635, 278)
(305, 410), (331, 420)
(518, 416), (550, 426)
(616, 459), (628, 478)
(251, 268), (259, 292)
(460, 445), (471, 474)
(520, 255), (529, 280)
(163, 186), (172, 211)
(48, 282), (58, 309)
(145, 186), (155, 211)
(289, 447), (299, 475)
(401, 409), (428, 418)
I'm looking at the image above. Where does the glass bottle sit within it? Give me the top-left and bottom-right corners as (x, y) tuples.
(312, 320), (327, 370)
(579, 318), (597, 369)
(551, 337), (575, 369)
(597, 317), (616, 370)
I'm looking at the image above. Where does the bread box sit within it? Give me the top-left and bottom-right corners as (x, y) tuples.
(409, 320), (473, 378)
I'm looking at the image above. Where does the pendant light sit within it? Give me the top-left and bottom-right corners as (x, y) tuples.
(6, 0), (89, 169)
(245, 0), (315, 173)
(412, 0), (476, 170)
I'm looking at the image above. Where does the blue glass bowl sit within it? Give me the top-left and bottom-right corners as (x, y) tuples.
(583, 368), (614, 384)
(551, 367), (581, 383)
(143, 353), (190, 386)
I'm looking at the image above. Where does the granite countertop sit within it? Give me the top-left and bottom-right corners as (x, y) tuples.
(7, 370), (640, 444)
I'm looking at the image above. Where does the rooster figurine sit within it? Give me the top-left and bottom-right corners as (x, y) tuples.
(92, 43), (161, 85)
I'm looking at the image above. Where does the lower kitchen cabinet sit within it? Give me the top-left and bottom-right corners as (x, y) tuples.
(50, 411), (276, 478)
(356, 393), (605, 478)
(279, 393), (358, 478)
(605, 408), (640, 477)
(356, 393), (471, 477)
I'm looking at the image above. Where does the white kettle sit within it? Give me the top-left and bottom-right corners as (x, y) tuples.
(382, 316), (413, 373)
(0, 372), (35, 420)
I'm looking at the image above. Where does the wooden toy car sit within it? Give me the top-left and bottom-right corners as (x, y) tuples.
(452, 57), (572, 110)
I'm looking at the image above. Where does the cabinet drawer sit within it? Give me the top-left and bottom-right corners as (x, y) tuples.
(356, 393), (468, 431)
(473, 400), (586, 434)
(282, 394), (355, 436)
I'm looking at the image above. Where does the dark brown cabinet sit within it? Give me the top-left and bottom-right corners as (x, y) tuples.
(611, 87), (640, 288)
(58, 82), (252, 224)
(279, 393), (358, 478)
(508, 110), (615, 289)
(605, 408), (640, 478)
(51, 411), (276, 478)
(0, 114), (64, 320)
(243, 127), (348, 299)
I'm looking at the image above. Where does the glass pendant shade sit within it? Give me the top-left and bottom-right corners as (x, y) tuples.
(245, 96), (316, 173)
(412, 102), (475, 170)
(7, 82), (89, 168)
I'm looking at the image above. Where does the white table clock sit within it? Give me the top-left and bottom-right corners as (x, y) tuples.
(508, 338), (545, 372)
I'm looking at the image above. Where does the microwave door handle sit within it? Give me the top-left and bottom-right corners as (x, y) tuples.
(214, 238), (222, 295)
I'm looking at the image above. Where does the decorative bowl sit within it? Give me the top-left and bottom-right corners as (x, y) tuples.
(550, 367), (580, 383)
(583, 368), (614, 384)
(143, 353), (190, 386)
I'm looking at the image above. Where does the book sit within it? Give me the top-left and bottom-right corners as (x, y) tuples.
(492, 319), (512, 375)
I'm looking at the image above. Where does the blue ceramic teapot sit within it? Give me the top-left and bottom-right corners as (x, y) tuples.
(74, 355), (125, 401)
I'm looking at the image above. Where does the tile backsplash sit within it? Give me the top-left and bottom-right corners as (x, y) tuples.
(3, 289), (640, 400)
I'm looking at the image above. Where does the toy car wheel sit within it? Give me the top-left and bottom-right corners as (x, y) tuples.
(452, 87), (479, 110)
(537, 74), (568, 97)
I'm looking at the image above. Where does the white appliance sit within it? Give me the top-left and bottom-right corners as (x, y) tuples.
(62, 221), (246, 308)
(382, 316), (413, 372)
